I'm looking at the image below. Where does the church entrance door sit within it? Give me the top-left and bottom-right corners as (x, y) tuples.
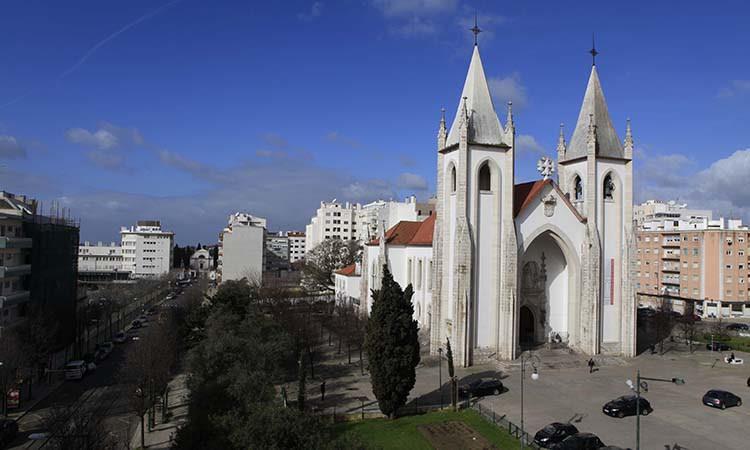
(519, 306), (535, 346)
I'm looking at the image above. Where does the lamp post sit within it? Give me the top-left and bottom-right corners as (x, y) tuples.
(438, 347), (443, 409)
(519, 353), (540, 449)
(626, 369), (685, 450)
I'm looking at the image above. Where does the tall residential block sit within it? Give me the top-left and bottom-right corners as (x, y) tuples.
(218, 213), (266, 283)
(120, 220), (174, 278)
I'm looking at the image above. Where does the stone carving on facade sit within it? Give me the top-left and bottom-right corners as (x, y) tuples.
(541, 194), (557, 217)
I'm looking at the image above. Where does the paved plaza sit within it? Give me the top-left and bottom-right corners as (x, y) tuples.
(310, 337), (749, 450)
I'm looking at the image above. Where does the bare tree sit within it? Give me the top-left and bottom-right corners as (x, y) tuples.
(302, 239), (360, 293)
(0, 332), (25, 416)
(43, 391), (122, 450)
(678, 316), (699, 353)
(18, 308), (59, 399)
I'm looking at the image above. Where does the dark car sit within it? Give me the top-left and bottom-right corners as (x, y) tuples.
(637, 308), (656, 318)
(726, 323), (749, 331)
(706, 341), (731, 351)
(131, 319), (142, 329)
(702, 390), (742, 409)
(549, 432), (605, 450)
(458, 377), (504, 397)
(602, 395), (652, 418)
(0, 419), (18, 446)
(533, 422), (579, 448)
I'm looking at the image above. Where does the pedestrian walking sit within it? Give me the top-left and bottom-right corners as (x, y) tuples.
(320, 380), (326, 401)
(587, 358), (595, 374)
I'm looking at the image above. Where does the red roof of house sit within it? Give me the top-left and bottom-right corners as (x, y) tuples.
(367, 214), (436, 247)
(334, 263), (357, 276)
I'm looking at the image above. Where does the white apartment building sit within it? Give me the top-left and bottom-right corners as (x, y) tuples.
(305, 200), (360, 254)
(288, 232), (306, 263)
(635, 200), (712, 231)
(218, 213), (266, 283)
(78, 242), (123, 273)
(305, 197), (434, 255)
(120, 220), (174, 278)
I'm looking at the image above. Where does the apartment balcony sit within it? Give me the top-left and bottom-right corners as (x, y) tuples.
(662, 277), (680, 285)
(662, 239), (681, 247)
(0, 237), (32, 249)
(0, 264), (31, 278)
(662, 264), (680, 272)
(0, 290), (30, 307)
(662, 250), (681, 259)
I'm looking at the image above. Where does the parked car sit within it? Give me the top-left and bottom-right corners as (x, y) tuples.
(0, 418), (18, 446)
(458, 377), (504, 397)
(131, 319), (142, 329)
(64, 360), (87, 380)
(534, 422), (579, 448)
(114, 331), (128, 343)
(94, 342), (114, 361)
(146, 306), (157, 315)
(726, 323), (749, 331)
(706, 341), (731, 351)
(702, 390), (742, 409)
(637, 308), (656, 319)
(549, 432), (605, 450)
(602, 395), (652, 418)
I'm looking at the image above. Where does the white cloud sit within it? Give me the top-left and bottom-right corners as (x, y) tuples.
(717, 80), (750, 98)
(326, 131), (363, 149)
(371, 0), (458, 17)
(66, 128), (118, 150)
(515, 134), (544, 156)
(342, 179), (396, 201)
(0, 135), (27, 159)
(397, 172), (428, 190)
(298, 1), (323, 21)
(488, 72), (527, 109)
(389, 16), (437, 37)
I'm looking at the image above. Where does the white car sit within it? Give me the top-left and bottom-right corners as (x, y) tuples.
(65, 361), (87, 380)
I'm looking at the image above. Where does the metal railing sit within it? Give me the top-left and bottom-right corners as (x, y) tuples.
(472, 402), (541, 449)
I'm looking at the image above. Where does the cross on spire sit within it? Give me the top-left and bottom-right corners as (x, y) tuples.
(589, 33), (599, 66)
(470, 12), (482, 46)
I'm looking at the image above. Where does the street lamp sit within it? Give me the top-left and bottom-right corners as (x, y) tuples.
(626, 369), (685, 450)
(520, 353), (541, 449)
(437, 347), (443, 409)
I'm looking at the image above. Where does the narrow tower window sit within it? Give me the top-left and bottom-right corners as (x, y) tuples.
(451, 166), (457, 192)
(573, 175), (583, 201)
(603, 174), (615, 200)
(478, 163), (491, 191)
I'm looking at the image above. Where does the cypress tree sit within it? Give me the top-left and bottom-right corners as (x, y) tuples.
(446, 337), (457, 410)
(364, 265), (420, 418)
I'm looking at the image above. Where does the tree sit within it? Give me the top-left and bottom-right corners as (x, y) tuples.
(18, 308), (59, 399)
(678, 316), (698, 353)
(297, 354), (306, 412)
(0, 332), (25, 416)
(302, 239), (360, 293)
(446, 337), (457, 410)
(364, 265), (420, 418)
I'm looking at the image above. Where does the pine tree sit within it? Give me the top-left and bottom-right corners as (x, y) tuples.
(364, 265), (420, 418)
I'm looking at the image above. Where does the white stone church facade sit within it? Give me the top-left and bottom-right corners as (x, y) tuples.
(429, 43), (637, 366)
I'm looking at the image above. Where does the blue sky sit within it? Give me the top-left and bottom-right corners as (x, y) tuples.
(1, 0), (750, 245)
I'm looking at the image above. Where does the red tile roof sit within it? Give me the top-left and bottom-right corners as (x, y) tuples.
(334, 263), (357, 276)
(367, 214), (436, 247)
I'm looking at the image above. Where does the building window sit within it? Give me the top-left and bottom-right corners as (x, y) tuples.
(693, 248), (699, 256)
(417, 259), (423, 290)
(450, 166), (457, 193)
(407, 259), (413, 286)
(603, 174), (615, 200)
(574, 175), (583, 201)
(478, 163), (491, 191)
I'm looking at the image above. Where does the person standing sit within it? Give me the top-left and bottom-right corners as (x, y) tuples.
(587, 358), (595, 374)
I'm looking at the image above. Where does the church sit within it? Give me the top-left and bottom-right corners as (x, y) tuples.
(428, 39), (637, 366)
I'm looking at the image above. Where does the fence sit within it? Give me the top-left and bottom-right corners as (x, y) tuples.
(472, 402), (542, 450)
(312, 400), (455, 423)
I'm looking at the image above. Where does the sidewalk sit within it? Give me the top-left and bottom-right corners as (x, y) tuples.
(130, 373), (189, 449)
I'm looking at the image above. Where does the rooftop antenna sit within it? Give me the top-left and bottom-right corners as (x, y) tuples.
(589, 33), (599, 66)
(470, 11), (482, 46)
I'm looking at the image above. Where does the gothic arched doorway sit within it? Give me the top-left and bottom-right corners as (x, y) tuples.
(520, 306), (535, 346)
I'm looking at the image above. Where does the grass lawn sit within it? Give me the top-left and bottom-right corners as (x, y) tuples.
(333, 409), (531, 449)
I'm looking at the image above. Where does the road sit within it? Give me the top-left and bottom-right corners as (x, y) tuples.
(7, 288), (189, 449)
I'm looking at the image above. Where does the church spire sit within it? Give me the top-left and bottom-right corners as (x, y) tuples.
(624, 118), (633, 159)
(445, 44), (505, 148)
(437, 107), (447, 150)
(556, 123), (566, 156)
(565, 59), (623, 160)
(504, 101), (514, 135)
